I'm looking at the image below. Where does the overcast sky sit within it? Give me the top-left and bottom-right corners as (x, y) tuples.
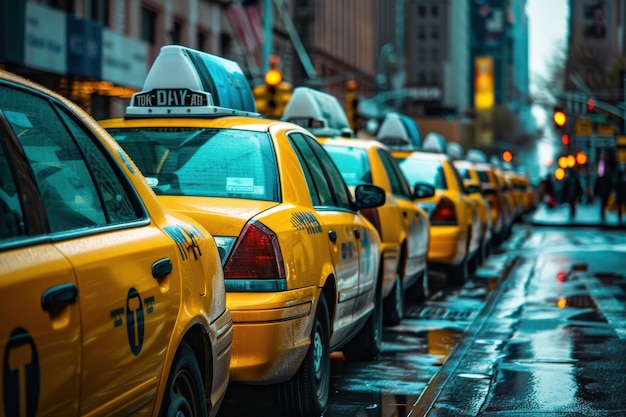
(526, 0), (569, 84)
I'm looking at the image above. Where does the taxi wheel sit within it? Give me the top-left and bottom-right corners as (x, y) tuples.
(383, 275), (404, 326)
(279, 295), (330, 417)
(343, 285), (383, 361)
(406, 265), (428, 303)
(159, 340), (207, 417)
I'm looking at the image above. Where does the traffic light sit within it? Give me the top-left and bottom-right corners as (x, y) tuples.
(561, 133), (569, 146)
(587, 96), (595, 113)
(252, 56), (292, 119)
(553, 107), (567, 129)
(502, 150), (513, 163)
(345, 80), (359, 133)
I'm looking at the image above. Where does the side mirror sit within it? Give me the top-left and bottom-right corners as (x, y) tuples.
(354, 184), (386, 209)
(412, 181), (435, 199)
(466, 184), (482, 195)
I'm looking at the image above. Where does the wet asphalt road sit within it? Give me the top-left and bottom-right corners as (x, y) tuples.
(218, 220), (626, 417)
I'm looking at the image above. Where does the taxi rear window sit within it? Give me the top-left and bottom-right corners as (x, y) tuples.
(323, 145), (372, 186)
(107, 127), (279, 201)
(396, 158), (448, 190)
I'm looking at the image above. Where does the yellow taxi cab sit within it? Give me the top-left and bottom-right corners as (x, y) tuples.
(282, 89), (433, 325)
(452, 159), (493, 263)
(503, 170), (525, 218)
(99, 45), (386, 417)
(494, 167), (518, 226)
(379, 128), (480, 284)
(466, 149), (512, 244)
(0, 70), (232, 417)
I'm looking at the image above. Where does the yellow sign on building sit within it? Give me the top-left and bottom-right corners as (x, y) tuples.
(597, 124), (615, 135)
(575, 118), (592, 135)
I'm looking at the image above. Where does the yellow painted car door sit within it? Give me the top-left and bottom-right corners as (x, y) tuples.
(55, 226), (185, 416)
(288, 133), (365, 340)
(1, 245), (81, 416)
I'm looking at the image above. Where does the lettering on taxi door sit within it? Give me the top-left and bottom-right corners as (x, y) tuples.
(110, 290), (156, 356)
(3, 327), (40, 417)
(290, 212), (322, 234)
(164, 224), (204, 261)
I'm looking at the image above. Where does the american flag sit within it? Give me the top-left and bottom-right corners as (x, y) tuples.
(225, 0), (264, 54)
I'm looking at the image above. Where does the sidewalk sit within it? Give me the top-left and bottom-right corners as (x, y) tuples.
(530, 199), (626, 228)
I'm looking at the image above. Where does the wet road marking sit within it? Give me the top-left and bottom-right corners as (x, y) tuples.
(586, 278), (626, 339)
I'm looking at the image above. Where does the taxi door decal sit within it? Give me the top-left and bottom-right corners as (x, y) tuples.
(109, 290), (155, 356)
(290, 211), (322, 234)
(3, 327), (40, 417)
(164, 224), (204, 261)
(126, 288), (144, 356)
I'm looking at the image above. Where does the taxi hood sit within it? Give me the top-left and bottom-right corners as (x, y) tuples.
(155, 195), (279, 236)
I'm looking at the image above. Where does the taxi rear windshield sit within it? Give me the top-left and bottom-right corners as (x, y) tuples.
(107, 127), (279, 201)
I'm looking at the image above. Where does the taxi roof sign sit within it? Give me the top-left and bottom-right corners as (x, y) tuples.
(375, 112), (422, 151)
(126, 45), (259, 118)
(422, 132), (447, 153)
(281, 87), (353, 137)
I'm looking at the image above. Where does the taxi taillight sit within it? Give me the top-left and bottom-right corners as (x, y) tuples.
(223, 221), (285, 280)
(360, 208), (382, 235)
(430, 196), (457, 225)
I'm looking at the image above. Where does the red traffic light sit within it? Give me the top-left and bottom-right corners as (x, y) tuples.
(561, 133), (569, 145)
(587, 97), (595, 112)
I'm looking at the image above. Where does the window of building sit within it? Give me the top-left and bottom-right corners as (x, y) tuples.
(170, 20), (183, 44)
(141, 7), (157, 45)
(418, 5), (426, 17)
(431, 4), (439, 17)
(430, 24), (439, 40)
(418, 71), (427, 83)
(417, 47), (426, 62)
(197, 31), (207, 51)
(431, 70), (439, 84)
(431, 47), (439, 62)
(91, 0), (110, 26)
(418, 25), (426, 41)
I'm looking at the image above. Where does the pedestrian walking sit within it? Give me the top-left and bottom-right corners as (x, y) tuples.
(594, 173), (613, 221)
(562, 168), (583, 217)
(614, 169), (626, 225)
(540, 173), (557, 208)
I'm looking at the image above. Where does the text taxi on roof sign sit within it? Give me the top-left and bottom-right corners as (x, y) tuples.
(99, 45), (387, 417)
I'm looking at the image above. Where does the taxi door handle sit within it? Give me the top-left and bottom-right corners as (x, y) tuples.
(41, 283), (77, 311)
(152, 258), (173, 279)
(328, 230), (337, 242)
(354, 228), (361, 239)
(402, 211), (408, 218)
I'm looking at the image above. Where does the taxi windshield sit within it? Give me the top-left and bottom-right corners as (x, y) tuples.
(107, 127), (279, 201)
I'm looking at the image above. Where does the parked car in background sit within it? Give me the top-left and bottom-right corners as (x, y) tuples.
(283, 87), (433, 325)
(0, 69), (233, 417)
(99, 45), (386, 417)
(380, 130), (480, 284)
(452, 159), (493, 264)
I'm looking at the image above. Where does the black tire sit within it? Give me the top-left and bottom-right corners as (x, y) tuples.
(383, 275), (403, 326)
(279, 295), (330, 417)
(159, 340), (207, 417)
(343, 286), (383, 361)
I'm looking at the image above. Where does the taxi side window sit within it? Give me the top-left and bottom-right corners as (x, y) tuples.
(0, 86), (140, 233)
(0, 141), (25, 239)
(377, 149), (412, 198)
(289, 133), (352, 210)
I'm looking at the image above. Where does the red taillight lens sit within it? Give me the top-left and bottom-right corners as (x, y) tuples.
(360, 208), (381, 235)
(430, 196), (457, 224)
(223, 221), (285, 280)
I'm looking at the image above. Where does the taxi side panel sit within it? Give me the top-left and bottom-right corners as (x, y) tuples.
(0, 245), (80, 417)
